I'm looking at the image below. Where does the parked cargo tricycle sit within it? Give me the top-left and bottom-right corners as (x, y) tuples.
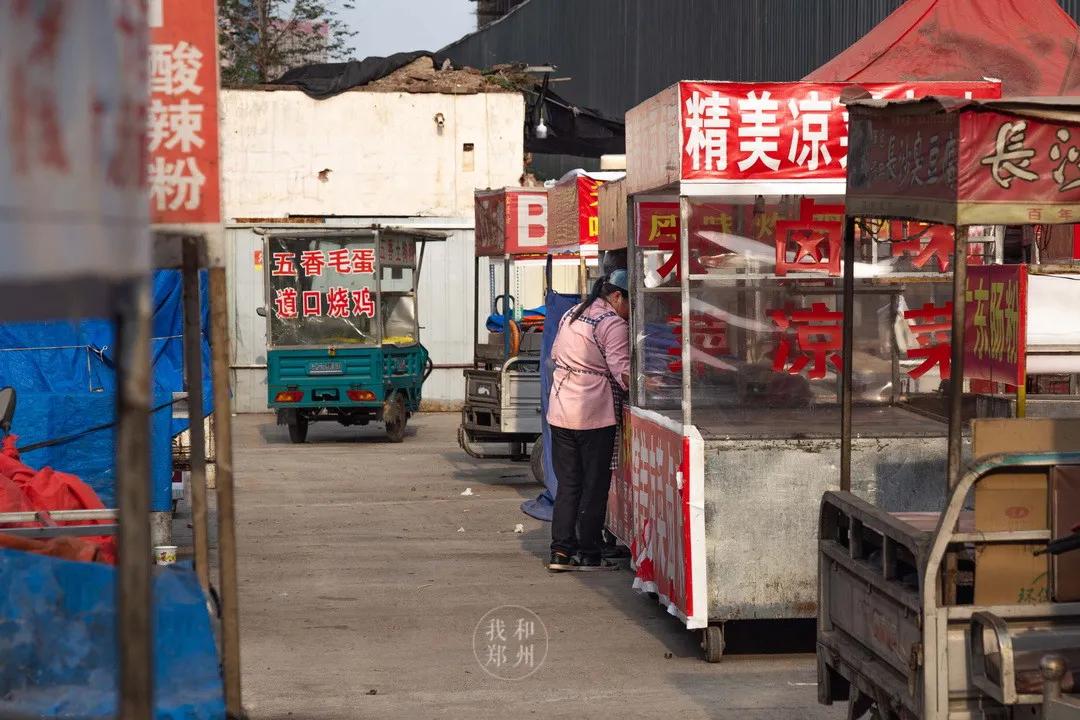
(260, 228), (443, 443)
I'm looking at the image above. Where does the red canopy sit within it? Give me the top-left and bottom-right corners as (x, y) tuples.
(805, 0), (1080, 96)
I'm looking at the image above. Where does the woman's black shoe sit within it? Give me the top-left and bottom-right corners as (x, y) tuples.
(547, 552), (578, 572)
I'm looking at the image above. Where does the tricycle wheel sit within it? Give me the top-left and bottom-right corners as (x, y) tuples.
(702, 624), (725, 663)
(288, 416), (308, 444)
(384, 394), (407, 443)
(530, 436), (544, 485)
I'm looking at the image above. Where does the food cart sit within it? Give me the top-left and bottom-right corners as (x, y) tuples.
(262, 227), (444, 443)
(460, 188), (555, 460)
(817, 95), (1080, 720)
(618, 79), (1001, 660)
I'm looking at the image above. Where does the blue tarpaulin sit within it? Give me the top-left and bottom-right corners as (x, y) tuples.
(0, 549), (224, 719)
(520, 289), (579, 522)
(0, 270), (213, 511)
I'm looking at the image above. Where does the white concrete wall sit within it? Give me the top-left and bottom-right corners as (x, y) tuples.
(220, 89), (525, 219)
(219, 88), (526, 412)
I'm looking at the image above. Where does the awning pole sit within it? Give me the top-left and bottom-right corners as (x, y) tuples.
(116, 278), (153, 718)
(840, 215), (856, 492)
(182, 237), (210, 593)
(948, 226), (969, 489)
(210, 267), (243, 715)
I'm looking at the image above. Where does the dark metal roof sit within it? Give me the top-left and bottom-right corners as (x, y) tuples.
(442, 0), (1080, 122)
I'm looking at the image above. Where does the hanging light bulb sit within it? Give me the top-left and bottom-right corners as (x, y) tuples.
(535, 110), (548, 140)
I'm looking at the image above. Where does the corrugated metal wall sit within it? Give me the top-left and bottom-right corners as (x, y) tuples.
(444, 0), (1080, 123)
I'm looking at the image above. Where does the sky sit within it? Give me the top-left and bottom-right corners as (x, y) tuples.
(341, 0), (477, 58)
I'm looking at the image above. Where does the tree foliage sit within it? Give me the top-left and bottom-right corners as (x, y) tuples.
(219, 0), (357, 86)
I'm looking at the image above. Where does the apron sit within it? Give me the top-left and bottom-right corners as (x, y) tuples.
(552, 307), (626, 472)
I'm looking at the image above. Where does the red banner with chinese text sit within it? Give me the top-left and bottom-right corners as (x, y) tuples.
(270, 247), (377, 321)
(680, 81), (1000, 182)
(149, 0), (221, 224)
(959, 111), (1080, 224)
(964, 265), (1028, 387)
(577, 176), (601, 245)
(631, 411), (694, 621)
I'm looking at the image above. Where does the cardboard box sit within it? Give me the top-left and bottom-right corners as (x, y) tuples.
(971, 419), (1080, 605)
(1052, 465), (1080, 602)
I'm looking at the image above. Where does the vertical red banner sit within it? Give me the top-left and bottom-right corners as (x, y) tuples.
(631, 412), (690, 616)
(964, 265), (1028, 386)
(577, 176), (601, 246)
(148, 0), (221, 224)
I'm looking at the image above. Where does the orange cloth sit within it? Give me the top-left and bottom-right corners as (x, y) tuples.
(0, 435), (116, 563)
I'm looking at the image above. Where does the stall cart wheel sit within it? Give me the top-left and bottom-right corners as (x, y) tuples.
(384, 394), (407, 443)
(287, 416), (308, 444)
(702, 625), (725, 663)
(530, 436), (544, 485)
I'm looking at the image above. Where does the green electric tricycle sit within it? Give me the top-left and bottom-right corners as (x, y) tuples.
(259, 227), (444, 443)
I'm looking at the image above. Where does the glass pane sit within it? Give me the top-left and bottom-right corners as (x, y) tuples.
(382, 295), (417, 346)
(635, 250), (682, 421)
(268, 235), (378, 347)
(675, 195), (963, 442)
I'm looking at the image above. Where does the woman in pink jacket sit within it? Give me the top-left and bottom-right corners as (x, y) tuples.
(546, 270), (630, 572)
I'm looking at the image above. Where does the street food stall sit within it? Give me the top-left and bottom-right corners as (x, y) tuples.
(460, 187), (560, 460)
(619, 79), (1001, 660)
(818, 95), (1080, 720)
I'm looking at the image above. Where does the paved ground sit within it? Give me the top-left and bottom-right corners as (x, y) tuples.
(233, 412), (845, 720)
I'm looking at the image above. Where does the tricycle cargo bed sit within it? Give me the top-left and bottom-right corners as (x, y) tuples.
(817, 453), (1080, 720)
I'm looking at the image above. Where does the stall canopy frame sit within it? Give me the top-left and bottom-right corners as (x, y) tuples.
(840, 95), (1080, 491)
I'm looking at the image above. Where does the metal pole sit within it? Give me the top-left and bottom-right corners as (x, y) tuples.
(627, 197), (640, 407)
(116, 278), (153, 719)
(840, 215), (857, 492)
(209, 267), (243, 715)
(473, 255), (480, 369)
(182, 238), (210, 593)
(503, 254), (511, 358)
(678, 196), (692, 428)
(948, 226), (969, 489)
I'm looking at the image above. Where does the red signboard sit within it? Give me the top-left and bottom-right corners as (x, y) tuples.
(630, 411), (706, 628)
(964, 265), (1028, 387)
(680, 81), (1000, 182)
(149, 0), (221, 224)
(474, 188), (548, 256)
(959, 111), (1080, 224)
